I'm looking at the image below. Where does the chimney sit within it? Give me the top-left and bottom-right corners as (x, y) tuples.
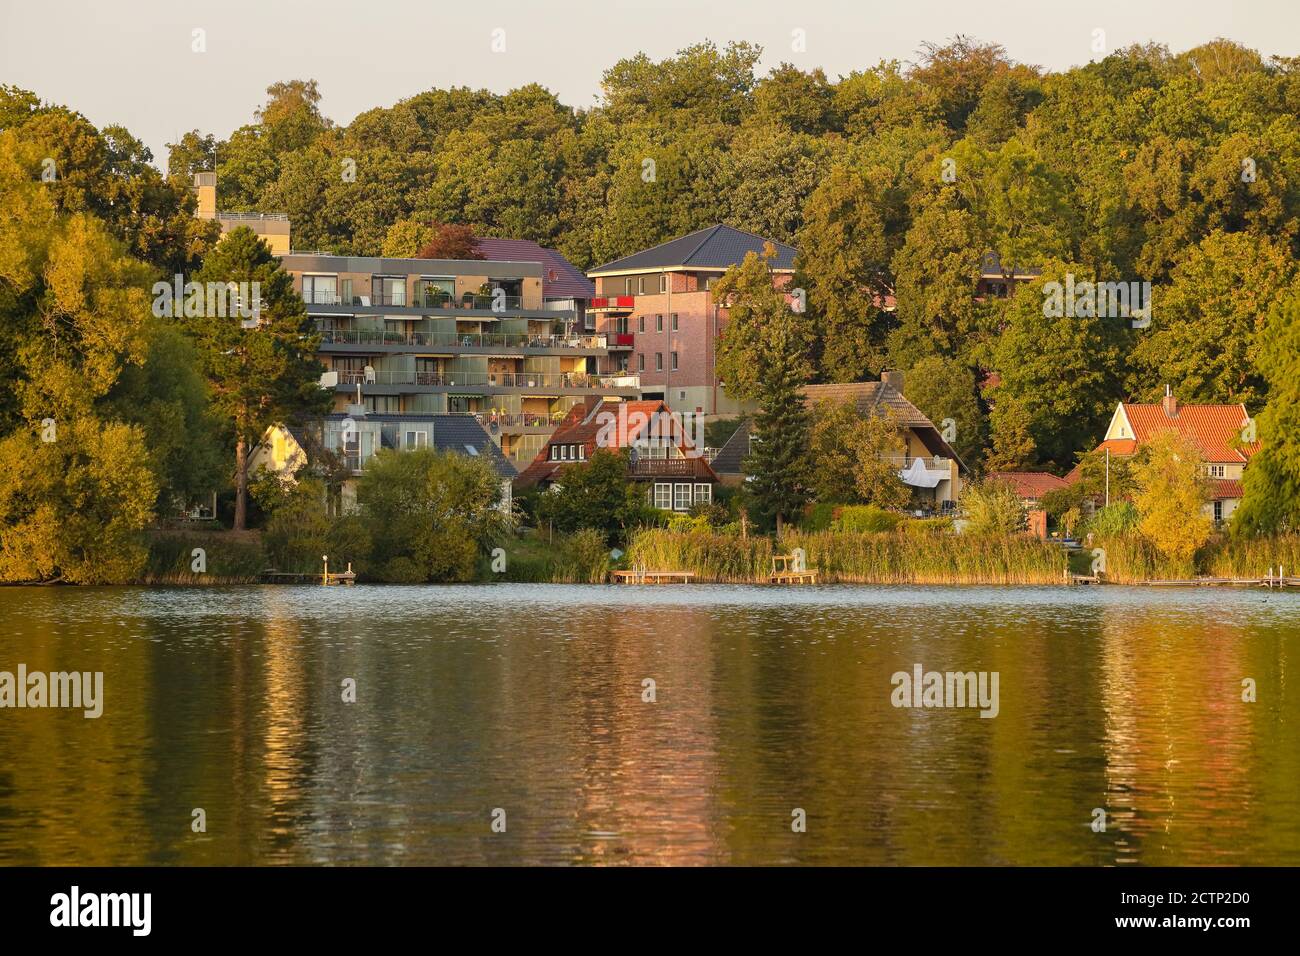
(192, 172), (217, 220)
(881, 369), (905, 395)
(1162, 384), (1178, 418)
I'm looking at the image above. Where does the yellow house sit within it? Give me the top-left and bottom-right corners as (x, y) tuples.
(192, 172), (291, 254)
(1073, 388), (1258, 525)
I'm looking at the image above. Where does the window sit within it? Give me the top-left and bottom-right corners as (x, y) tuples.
(1208, 464), (1226, 478)
(671, 352), (678, 371)
(638, 316), (645, 332)
(405, 430), (428, 449)
(302, 274), (337, 305)
(561, 445), (570, 461)
(656, 314), (663, 332)
(694, 483), (712, 504)
(637, 276), (646, 295)
(577, 445), (585, 460)
(673, 483), (691, 511)
(656, 353), (664, 371)
(624, 278), (633, 295)
(654, 483), (672, 510)
(638, 354), (645, 371)
(671, 313), (678, 331)
(371, 277), (405, 306)
(550, 445), (559, 460)
(659, 274), (668, 293)
(1214, 500), (1223, 523)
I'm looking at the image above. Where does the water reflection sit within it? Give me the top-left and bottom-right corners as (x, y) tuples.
(0, 584), (1296, 865)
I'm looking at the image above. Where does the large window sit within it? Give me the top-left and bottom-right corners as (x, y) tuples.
(654, 483), (672, 510)
(302, 274), (337, 305)
(694, 483), (712, 504)
(372, 276), (406, 306)
(673, 483), (691, 511)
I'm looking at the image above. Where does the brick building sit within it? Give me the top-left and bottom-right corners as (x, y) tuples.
(586, 224), (797, 418)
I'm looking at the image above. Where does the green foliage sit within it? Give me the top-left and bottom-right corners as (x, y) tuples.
(1083, 502), (1140, 538)
(187, 227), (328, 528)
(1131, 429), (1213, 562)
(807, 399), (910, 507)
(1234, 289), (1300, 534)
(961, 480), (1025, 535)
(356, 447), (506, 583)
(533, 449), (649, 545)
(834, 505), (903, 533)
(552, 529), (612, 583)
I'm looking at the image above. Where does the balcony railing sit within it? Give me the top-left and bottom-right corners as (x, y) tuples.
(476, 412), (561, 430)
(886, 456), (953, 473)
(590, 296), (635, 310)
(630, 458), (703, 477)
(303, 290), (527, 310)
(331, 370), (640, 390)
(317, 329), (607, 350)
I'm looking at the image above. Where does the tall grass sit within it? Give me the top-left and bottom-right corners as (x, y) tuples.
(627, 528), (1065, 584)
(141, 531), (266, 584)
(1203, 534), (1300, 578)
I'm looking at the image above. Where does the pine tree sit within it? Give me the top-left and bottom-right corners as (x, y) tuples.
(186, 227), (328, 529)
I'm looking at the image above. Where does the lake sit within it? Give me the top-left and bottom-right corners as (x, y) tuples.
(1, 583), (1297, 865)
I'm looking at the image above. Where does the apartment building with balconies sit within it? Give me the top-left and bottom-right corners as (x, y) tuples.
(281, 252), (640, 467)
(585, 224), (797, 419)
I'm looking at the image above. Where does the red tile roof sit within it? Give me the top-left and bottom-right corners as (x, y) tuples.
(1210, 479), (1244, 500)
(1122, 402), (1256, 463)
(514, 399), (717, 488)
(987, 471), (1069, 499)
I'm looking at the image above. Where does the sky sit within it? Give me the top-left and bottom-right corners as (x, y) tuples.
(2, 0), (1296, 168)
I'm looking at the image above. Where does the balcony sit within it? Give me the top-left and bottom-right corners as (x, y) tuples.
(629, 457), (709, 478)
(302, 290), (527, 310)
(330, 370), (640, 391)
(589, 296), (635, 311)
(605, 333), (635, 349)
(317, 329), (608, 350)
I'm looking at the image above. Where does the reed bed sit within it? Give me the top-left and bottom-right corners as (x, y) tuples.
(627, 528), (1065, 585)
(1202, 534), (1300, 579)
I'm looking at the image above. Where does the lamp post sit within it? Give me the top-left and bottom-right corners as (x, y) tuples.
(322, 554), (329, 586)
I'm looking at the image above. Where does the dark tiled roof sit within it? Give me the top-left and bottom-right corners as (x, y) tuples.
(475, 237), (595, 300)
(430, 414), (517, 478)
(800, 382), (968, 473)
(322, 413), (516, 479)
(710, 420), (752, 475)
(589, 224), (797, 274)
(800, 382), (933, 428)
(979, 251), (1042, 279)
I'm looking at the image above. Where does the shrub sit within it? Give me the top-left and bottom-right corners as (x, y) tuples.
(834, 504), (902, 533)
(961, 480), (1024, 535)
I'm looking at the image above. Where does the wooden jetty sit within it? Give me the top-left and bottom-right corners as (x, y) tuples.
(1145, 576), (1300, 588)
(769, 554), (819, 585)
(611, 567), (696, 585)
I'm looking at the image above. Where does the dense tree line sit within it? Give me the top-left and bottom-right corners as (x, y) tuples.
(166, 39), (1300, 477)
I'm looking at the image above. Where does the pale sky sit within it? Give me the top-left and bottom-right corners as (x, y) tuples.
(2, 0), (1296, 168)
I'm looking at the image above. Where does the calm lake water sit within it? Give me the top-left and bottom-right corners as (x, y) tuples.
(1, 583), (1298, 866)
